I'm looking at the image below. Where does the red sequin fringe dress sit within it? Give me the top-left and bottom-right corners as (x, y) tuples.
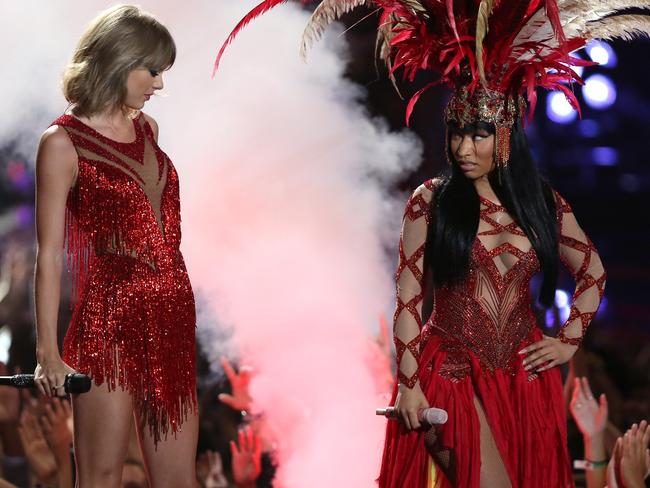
(378, 179), (606, 488)
(52, 113), (197, 443)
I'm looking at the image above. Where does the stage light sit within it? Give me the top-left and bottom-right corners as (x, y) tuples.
(555, 290), (569, 308)
(592, 147), (619, 166)
(547, 91), (577, 123)
(578, 119), (601, 138)
(586, 41), (617, 67)
(545, 309), (555, 328)
(582, 74), (617, 109)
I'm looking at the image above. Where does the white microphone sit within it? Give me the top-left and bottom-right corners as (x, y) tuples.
(376, 406), (448, 425)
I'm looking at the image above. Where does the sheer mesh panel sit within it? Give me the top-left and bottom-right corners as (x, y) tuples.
(555, 192), (606, 345)
(64, 117), (169, 257)
(393, 182), (434, 388)
(473, 197), (534, 331)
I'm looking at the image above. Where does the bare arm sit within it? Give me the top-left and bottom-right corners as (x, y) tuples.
(33, 126), (78, 397)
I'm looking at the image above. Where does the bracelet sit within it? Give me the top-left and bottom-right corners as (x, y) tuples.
(573, 458), (608, 470)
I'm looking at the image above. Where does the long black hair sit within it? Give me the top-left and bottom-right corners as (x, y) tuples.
(424, 119), (558, 307)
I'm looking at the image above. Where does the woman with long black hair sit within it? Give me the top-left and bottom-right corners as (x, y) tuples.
(378, 113), (605, 486)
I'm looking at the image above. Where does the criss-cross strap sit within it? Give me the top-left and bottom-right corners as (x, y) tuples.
(476, 196), (532, 280)
(554, 191), (606, 345)
(393, 179), (437, 388)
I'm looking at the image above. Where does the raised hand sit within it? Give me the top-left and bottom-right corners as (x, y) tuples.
(231, 426), (262, 487)
(569, 377), (608, 439)
(619, 421), (650, 488)
(217, 356), (253, 413)
(519, 335), (578, 373)
(196, 450), (228, 488)
(40, 397), (73, 455)
(17, 409), (57, 484)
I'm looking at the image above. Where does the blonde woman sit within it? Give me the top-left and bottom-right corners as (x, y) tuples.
(33, 5), (198, 487)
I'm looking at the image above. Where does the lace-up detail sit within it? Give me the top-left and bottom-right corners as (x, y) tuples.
(555, 192), (607, 345)
(393, 180), (437, 388)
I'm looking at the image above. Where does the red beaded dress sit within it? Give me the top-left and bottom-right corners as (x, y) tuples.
(51, 113), (197, 442)
(378, 179), (606, 487)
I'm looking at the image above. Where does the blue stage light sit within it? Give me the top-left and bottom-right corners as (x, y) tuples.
(582, 74), (617, 109)
(592, 147), (619, 166)
(555, 290), (569, 308)
(547, 91), (577, 123)
(586, 41), (617, 67)
(578, 119), (601, 138)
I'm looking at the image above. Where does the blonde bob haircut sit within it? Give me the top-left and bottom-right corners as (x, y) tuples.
(62, 4), (175, 117)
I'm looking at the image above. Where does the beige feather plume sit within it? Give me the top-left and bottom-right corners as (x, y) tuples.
(516, 0), (650, 48)
(586, 14), (650, 41)
(300, 0), (367, 59)
(475, 0), (496, 84)
(400, 0), (429, 16)
(374, 16), (410, 98)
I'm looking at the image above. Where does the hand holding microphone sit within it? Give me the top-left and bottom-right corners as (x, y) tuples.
(0, 373), (91, 394)
(377, 406), (448, 426)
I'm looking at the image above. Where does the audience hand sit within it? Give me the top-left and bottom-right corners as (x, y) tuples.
(218, 356), (253, 412)
(570, 377), (608, 439)
(196, 450), (228, 488)
(40, 397), (73, 456)
(618, 421), (650, 488)
(231, 426), (262, 487)
(17, 409), (57, 484)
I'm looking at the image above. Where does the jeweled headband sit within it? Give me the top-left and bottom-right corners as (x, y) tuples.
(444, 88), (526, 167)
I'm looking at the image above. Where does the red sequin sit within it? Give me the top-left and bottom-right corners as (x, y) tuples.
(51, 114), (197, 443)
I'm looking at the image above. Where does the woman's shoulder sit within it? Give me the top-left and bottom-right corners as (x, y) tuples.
(547, 186), (573, 213)
(411, 177), (444, 203)
(36, 125), (77, 177)
(38, 124), (75, 157)
(140, 111), (159, 141)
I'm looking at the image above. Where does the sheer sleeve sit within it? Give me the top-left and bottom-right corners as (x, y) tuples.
(393, 180), (435, 388)
(554, 191), (606, 346)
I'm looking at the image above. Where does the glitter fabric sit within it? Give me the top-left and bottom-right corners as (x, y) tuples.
(380, 179), (606, 488)
(51, 113), (197, 444)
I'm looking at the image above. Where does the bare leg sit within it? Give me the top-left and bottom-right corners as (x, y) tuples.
(72, 381), (134, 488)
(135, 402), (199, 488)
(473, 396), (512, 488)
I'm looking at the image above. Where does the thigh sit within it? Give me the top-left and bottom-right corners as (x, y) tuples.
(473, 396), (512, 488)
(72, 381), (134, 488)
(135, 403), (199, 488)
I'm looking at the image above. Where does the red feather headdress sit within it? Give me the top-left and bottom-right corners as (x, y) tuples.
(216, 0), (650, 165)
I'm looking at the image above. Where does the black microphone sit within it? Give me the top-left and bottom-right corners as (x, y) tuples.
(0, 373), (92, 394)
